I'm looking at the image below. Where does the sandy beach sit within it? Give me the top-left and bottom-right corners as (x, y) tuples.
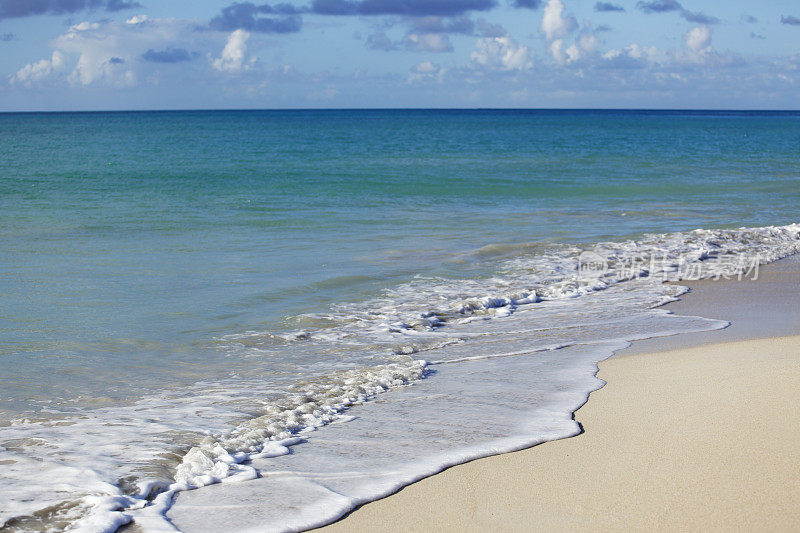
(319, 257), (800, 532)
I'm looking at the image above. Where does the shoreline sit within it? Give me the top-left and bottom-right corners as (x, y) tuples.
(620, 253), (800, 356)
(319, 335), (800, 532)
(316, 254), (800, 531)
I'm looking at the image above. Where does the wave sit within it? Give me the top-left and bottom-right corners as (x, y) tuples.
(1, 223), (798, 532)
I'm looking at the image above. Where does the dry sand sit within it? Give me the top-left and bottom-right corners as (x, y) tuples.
(320, 336), (800, 532)
(319, 257), (800, 532)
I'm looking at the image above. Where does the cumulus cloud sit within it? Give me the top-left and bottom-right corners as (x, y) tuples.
(0, 0), (140, 20)
(600, 43), (667, 69)
(52, 21), (140, 86)
(13, 38), (137, 88)
(684, 25), (711, 55)
(10, 50), (67, 85)
(70, 53), (136, 86)
(540, 0), (577, 64)
(781, 15), (800, 26)
(311, 0), (496, 16)
(594, 2), (625, 13)
(565, 27), (599, 63)
(211, 29), (254, 73)
(141, 48), (194, 63)
(597, 31), (738, 72)
(126, 14), (149, 24)
(408, 59), (444, 82)
(10, 16), (218, 88)
(537, 2), (608, 66)
(541, 0), (576, 41)
(210, 3), (304, 33)
(540, 0), (575, 43)
(471, 35), (533, 70)
(675, 25), (744, 68)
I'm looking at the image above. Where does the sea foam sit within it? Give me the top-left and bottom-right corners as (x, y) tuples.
(1, 223), (799, 532)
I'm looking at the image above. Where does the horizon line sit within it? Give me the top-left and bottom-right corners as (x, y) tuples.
(1, 106), (800, 114)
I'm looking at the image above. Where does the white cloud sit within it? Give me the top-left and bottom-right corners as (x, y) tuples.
(126, 14), (150, 25)
(541, 0), (578, 64)
(471, 36), (534, 71)
(566, 43), (580, 63)
(69, 54), (136, 87)
(577, 31), (599, 56)
(541, 0), (577, 42)
(413, 60), (439, 74)
(69, 22), (100, 32)
(408, 60), (445, 83)
(10, 51), (67, 86)
(679, 26), (743, 67)
(685, 25), (712, 53)
(564, 30), (600, 64)
(211, 29), (254, 73)
(45, 17), (198, 87)
(8, 16), (245, 89)
(549, 39), (566, 64)
(55, 21), (137, 86)
(601, 43), (668, 68)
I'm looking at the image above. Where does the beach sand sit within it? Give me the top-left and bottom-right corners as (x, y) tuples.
(318, 256), (800, 532)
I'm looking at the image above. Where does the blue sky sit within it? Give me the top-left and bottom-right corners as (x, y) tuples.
(0, 0), (799, 110)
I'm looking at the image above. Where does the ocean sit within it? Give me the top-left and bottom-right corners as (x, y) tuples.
(1, 109), (799, 531)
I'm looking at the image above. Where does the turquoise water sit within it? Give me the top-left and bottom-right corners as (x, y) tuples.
(0, 110), (799, 531)
(2, 110), (798, 408)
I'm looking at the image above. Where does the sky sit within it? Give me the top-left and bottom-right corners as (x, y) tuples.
(0, 0), (798, 110)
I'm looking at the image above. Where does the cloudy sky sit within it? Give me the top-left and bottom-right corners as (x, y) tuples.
(1, 0), (799, 110)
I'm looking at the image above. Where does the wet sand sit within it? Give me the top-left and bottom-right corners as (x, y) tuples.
(318, 255), (800, 532)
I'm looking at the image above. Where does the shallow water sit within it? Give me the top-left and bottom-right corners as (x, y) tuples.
(0, 110), (799, 531)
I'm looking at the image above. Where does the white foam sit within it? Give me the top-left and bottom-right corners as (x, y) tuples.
(174, 360), (427, 488)
(1, 223), (798, 531)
